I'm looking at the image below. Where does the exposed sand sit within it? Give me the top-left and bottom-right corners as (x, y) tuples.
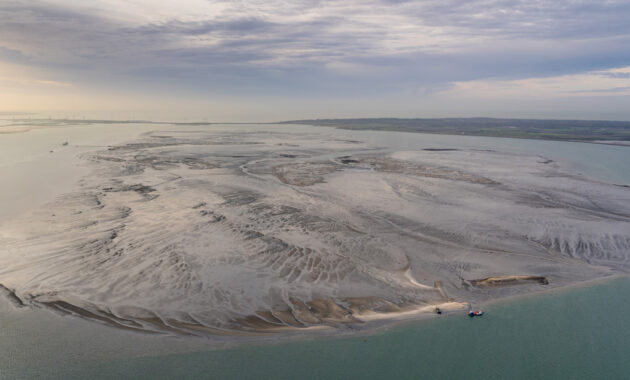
(356, 301), (468, 322)
(470, 275), (549, 287)
(1, 123), (629, 336)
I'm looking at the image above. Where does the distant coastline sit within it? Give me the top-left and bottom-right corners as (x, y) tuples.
(280, 117), (630, 144)
(4, 116), (630, 145)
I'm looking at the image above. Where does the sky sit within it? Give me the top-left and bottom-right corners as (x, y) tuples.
(1, 0), (630, 122)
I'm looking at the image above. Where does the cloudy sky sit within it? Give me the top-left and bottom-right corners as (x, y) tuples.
(1, 0), (630, 121)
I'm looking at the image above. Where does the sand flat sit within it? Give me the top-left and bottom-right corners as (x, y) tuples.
(1, 123), (629, 335)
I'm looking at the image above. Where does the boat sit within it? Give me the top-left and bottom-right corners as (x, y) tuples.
(468, 310), (484, 317)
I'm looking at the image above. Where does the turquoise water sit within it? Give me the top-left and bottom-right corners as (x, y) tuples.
(2, 125), (630, 379)
(5, 278), (629, 379)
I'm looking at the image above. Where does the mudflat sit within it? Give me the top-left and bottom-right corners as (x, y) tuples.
(1, 124), (629, 336)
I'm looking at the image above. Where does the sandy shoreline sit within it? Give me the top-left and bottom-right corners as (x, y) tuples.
(1, 122), (629, 339)
(308, 273), (630, 344)
(4, 273), (625, 354)
(472, 272), (628, 311)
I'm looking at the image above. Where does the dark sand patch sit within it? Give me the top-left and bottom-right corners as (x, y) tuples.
(0, 284), (25, 307)
(470, 275), (549, 287)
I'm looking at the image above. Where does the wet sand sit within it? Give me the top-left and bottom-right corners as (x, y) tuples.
(470, 275), (549, 287)
(1, 122), (629, 336)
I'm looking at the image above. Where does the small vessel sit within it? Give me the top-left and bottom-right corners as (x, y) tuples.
(62, 142), (69, 146)
(468, 310), (484, 317)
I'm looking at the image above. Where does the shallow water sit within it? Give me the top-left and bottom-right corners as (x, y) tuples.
(345, 128), (630, 185)
(2, 123), (628, 223)
(3, 277), (629, 379)
(212, 123), (630, 185)
(1, 123), (629, 379)
(0, 122), (176, 221)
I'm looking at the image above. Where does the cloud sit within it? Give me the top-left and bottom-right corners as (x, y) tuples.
(0, 76), (71, 87)
(0, 0), (629, 119)
(445, 66), (630, 99)
(3, 1), (627, 66)
(570, 86), (630, 94)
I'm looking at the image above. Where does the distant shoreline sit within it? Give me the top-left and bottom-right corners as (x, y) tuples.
(280, 117), (630, 145)
(3, 116), (630, 145)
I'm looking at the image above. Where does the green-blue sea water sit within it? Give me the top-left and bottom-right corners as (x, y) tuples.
(3, 278), (629, 379)
(1, 125), (629, 379)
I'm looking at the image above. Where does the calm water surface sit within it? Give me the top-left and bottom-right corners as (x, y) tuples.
(3, 278), (629, 379)
(326, 126), (630, 185)
(1, 124), (629, 379)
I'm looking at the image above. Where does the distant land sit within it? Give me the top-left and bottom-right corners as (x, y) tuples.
(281, 118), (630, 142)
(3, 116), (630, 143)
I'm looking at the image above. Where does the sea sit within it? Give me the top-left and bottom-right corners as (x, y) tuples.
(1, 123), (629, 379)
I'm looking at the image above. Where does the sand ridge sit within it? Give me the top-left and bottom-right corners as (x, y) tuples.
(1, 126), (629, 336)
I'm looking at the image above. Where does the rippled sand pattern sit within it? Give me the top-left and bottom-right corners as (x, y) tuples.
(1, 128), (629, 335)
